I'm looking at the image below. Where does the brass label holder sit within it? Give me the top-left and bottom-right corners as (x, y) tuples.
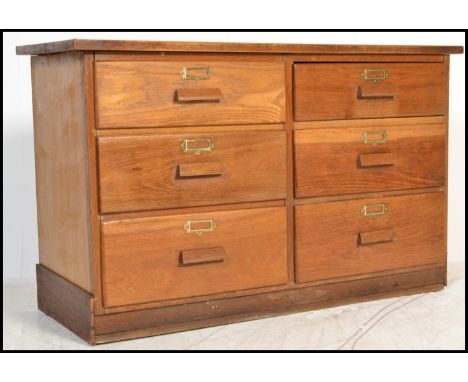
(361, 69), (389, 83)
(363, 131), (388, 145)
(361, 203), (388, 218)
(184, 220), (217, 236)
(180, 66), (212, 81)
(181, 138), (215, 155)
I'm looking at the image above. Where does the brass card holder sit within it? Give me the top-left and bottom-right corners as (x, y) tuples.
(184, 220), (217, 236)
(363, 131), (388, 145)
(361, 203), (388, 218)
(361, 69), (389, 83)
(180, 66), (212, 81)
(181, 138), (215, 155)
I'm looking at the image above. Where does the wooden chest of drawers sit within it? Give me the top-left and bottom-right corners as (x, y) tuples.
(17, 39), (463, 345)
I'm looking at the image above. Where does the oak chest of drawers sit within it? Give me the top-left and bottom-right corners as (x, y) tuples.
(17, 39), (463, 345)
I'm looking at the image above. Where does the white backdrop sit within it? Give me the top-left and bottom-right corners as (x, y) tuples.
(3, 32), (465, 280)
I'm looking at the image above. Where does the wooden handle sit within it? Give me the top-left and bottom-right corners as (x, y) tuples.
(358, 229), (394, 246)
(174, 88), (224, 103)
(180, 247), (226, 266)
(177, 162), (223, 178)
(359, 153), (394, 168)
(357, 86), (394, 100)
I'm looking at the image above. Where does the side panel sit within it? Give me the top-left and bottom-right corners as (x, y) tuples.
(31, 52), (93, 291)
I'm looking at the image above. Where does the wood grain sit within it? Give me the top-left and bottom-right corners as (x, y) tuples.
(94, 266), (445, 340)
(31, 52), (93, 291)
(295, 193), (445, 283)
(101, 207), (288, 307)
(294, 63), (447, 121)
(294, 120), (445, 198)
(94, 61), (285, 128)
(16, 39), (464, 55)
(98, 131), (287, 213)
(37, 264), (95, 344)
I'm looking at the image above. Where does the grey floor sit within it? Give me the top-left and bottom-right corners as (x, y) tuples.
(3, 261), (465, 350)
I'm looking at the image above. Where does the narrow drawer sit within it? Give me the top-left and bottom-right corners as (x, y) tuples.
(98, 130), (287, 213)
(295, 193), (445, 283)
(294, 63), (447, 121)
(94, 61), (285, 128)
(101, 207), (288, 307)
(294, 120), (445, 198)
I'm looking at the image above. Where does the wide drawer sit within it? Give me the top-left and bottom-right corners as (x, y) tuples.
(101, 206), (288, 307)
(94, 61), (285, 128)
(295, 193), (445, 283)
(294, 63), (447, 121)
(294, 119), (445, 198)
(98, 130), (287, 213)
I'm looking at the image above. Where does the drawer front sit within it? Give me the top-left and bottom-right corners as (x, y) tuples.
(95, 61), (285, 128)
(98, 130), (287, 213)
(295, 193), (445, 283)
(294, 63), (447, 121)
(294, 121), (445, 198)
(101, 207), (288, 307)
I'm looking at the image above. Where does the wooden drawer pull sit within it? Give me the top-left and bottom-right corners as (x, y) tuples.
(180, 247), (226, 266)
(174, 88), (224, 103)
(358, 229), (394, 246)
(359, 153), (394, 168)
(177, 162), (223, 178)
(357, 86), (394, 100)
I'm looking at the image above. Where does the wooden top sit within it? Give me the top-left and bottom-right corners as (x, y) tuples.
(16, 39), (464, 56)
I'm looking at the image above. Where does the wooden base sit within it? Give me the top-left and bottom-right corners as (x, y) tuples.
(36, 264), (445, 345)
(36, 264), (95, 343)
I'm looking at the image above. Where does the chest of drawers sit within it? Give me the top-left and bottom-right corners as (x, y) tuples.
(17, 39), (463, 345)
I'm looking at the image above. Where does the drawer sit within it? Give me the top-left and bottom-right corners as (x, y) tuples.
(94, 61), (285, 128)
(295, 193), (445, 283)
(98, 130), (287, 213)
(101, 207), (288, 307)
(294, 120), (445, 198)
(294, 63), (447, 121)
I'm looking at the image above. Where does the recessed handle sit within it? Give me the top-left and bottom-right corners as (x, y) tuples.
(181, 138), (214, 155)
(180, 247), (225, 266)
(177, 162), (223, 178)
(174, 88), (224, 103)
(361, 203), (388, 218)
(180, 66), (211, 81)
(357, 86), (394, 100)
(184, 220), (216, 236)
(358, 229), (394, 246)
(359, 153), (394, 168)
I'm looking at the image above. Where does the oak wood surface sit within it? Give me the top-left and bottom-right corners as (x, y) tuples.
(101, 207), (288, 308)
(16, 39), (464, 55)
(294, 120), (445, 197)
(94, 61), (285, 128)
(97, 123), (284, 136)
(98, 130), (287, 213)
(31, 52), (93, 291)
(295, 193), (445, 283)
(37, 264), (95, 344)
(94, 265), (444, 339)
(174, 88), (224, 103)
(22, 41), (459, 344)
(84, 54), (104, 313)
(294, 63), (447, 121)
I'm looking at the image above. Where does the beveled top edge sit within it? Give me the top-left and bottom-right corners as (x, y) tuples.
(16, 39), (464, 56)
